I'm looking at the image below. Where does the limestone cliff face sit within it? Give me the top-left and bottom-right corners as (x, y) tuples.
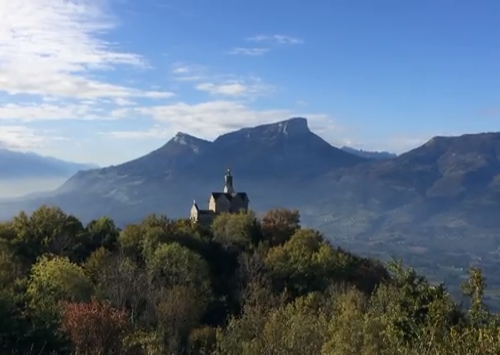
(190, 117), (365, 179)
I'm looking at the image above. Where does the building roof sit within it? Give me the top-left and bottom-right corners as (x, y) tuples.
(210, 192), (249, 201)
(197, 209), (215, 215)
(236, 192), (249, 201)
(193, 201), (218, 214)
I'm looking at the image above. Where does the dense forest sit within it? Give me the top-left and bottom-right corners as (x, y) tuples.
(0, 205), (499, 355)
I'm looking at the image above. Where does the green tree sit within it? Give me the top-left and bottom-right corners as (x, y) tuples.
(0, 290), (70, 355)
(83, 247), (113, 284)
(85, 216), (120, 252)
(147, 242), (211, 297)
(9, 206), (87, 265)
(156, 285), (208, 354)
(119, 214), (206, 262)
(217, 293), (328, 355)
(119, 223), (146, 261)
(87, 251), (149, 325)
(265, 229), (337, 295)
(462, 266), (489, 326)
(375, 261), (463, 346)
(27, 256), (94, 313)
(321, 287), (372, 355)
(146, 243), (214, 352)
(0, 241), (22, 288)
(211, 211), (261, 252)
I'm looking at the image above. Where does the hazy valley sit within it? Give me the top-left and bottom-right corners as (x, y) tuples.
(0, 177), (69, 199)
(0, 148), (98, 200)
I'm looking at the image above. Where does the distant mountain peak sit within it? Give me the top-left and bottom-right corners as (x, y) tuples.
(261, 117), (310, 135)
(172, 132), (201, 144)
(159, 132), (212, 156)
(275, 117), (309, 135)
(220, 117), (311, 142)
(278, 116), (309, 126)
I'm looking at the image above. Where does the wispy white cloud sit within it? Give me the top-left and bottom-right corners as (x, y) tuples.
(0, 0), (173, 100)
(247, 34), (304, 45)
(0, 102), (106, 122)
(172, 66), (193, 75)
(174, 75), (205, 82)
(171, 61), (275, 99)
(225, 34), (303, 57)
(196, 82), (250, 96)
(228, 47), (270, 56)
(0, 125), (65, 149)
(105, 100), (339, 142)
(115, 98), (136, 106)
(195, 78), (274, 98)
(106, 124), (172, 139)
(0, 101), (145, 122)
(171, 63), (208, 82)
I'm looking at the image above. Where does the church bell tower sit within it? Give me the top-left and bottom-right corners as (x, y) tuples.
(224, 168), (235, 194)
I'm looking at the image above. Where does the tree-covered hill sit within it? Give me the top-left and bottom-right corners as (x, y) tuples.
(0, 206), (499, 355)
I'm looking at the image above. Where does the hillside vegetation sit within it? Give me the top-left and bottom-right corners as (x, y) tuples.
(0, 205), (499, 355)
(3, 118), (500, 304)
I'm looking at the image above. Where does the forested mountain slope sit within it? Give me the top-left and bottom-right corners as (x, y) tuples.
(0, 206), (498, 355)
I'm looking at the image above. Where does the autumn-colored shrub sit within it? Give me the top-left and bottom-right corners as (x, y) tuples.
(62, 299), (130, 355)
(261, 208), (301, 246)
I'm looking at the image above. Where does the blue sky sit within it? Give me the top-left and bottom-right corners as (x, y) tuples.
(0, 0), (499, 166)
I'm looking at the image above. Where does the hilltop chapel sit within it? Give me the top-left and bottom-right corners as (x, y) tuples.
(190, 168), (249, 226)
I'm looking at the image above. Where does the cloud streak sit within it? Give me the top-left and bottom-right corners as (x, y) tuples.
(171, 62), (275, 99)
(0, 0), (173, 100)
(247, 34), (304, 45)
(171, 63), (208, 82)
(228, 47), (270, 56)
(0, 125), (64, 149)
(105, 100), (339, 142)
(0, 102), (111, 122)
(195, 78), (274, 98)
(227, 34), (304, 57)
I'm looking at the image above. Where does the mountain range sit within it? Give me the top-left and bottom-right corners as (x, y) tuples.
(9, 117), (365, 223)
(0, 148), (98, 180)
(1, 117), (499, 231)
(1, 117), (500, 301)
(341, 146), (397, 160)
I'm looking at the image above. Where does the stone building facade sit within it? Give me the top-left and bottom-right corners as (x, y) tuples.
(190, 168), (249, 226)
